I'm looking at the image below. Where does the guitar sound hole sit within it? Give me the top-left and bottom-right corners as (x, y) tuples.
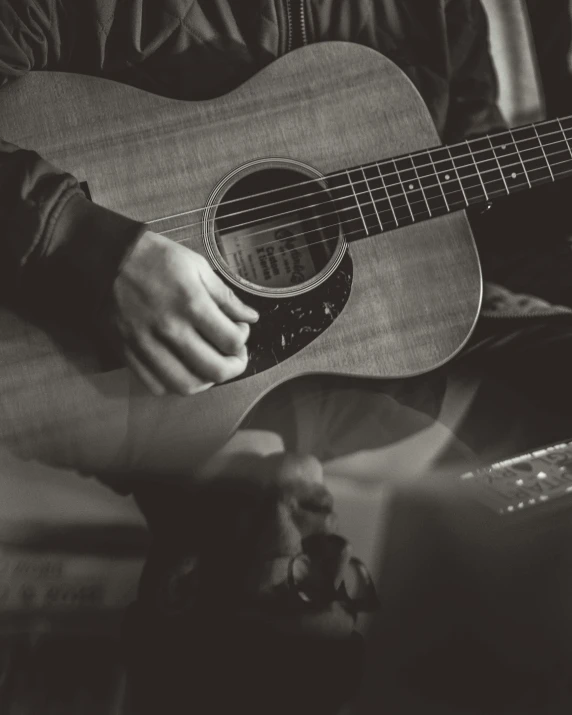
(212, 165), (342, 294)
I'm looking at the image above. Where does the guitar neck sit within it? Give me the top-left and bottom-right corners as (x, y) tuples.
(326, 115), (572, 240)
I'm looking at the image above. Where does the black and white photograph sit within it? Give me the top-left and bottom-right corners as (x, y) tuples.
(3, 1), (572, 713)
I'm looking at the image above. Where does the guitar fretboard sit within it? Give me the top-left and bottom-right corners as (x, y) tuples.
(327, 116), (572, 240)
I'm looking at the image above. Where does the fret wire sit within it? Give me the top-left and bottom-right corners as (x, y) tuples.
(351, 169), (381, 235)
(557, 118), (572, 161)
(423, 148), (467, 208)
(374, 162), (399, 226)
(537, 118), (572, 154)
(560, 119), (572, 137)
(346, 170), (369, 236)
(445, 147), (468, 206)
(426, 151), (450, 211)
(363, 165), (398, 230)
(396, 156), (432, 219)
(361, 167), (383, 231)
(532, 125), (555, 181)
(465, 140), (489, 200)
(411, 152), (448, 214)
(378, 160), (416, 225)
(390, 159), (415, 222)
(371, 162), (414, 225)
(380, 161), (462, 213)
(507, 128), (531, 188)
(498, 143), (547, 181)
(409, 157), (433, 217)
(486, 136), (510, 194)
(489, 133), (531, 192)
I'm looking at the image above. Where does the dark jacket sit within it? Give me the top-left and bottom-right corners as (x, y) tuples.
(0, 0), (551, 321)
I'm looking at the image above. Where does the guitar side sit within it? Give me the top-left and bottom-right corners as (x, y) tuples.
(0, 43), (482, 473)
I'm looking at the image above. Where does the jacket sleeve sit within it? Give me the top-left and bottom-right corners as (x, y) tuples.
(444, 0), (506, 142)
(0, 0), (145, 322)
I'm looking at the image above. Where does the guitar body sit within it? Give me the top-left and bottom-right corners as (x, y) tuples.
(0, 43), (481, 473)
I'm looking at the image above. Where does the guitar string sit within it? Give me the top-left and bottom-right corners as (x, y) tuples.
(142, 121), (572, 230)
(186, 157), (572, 264)
(162, 133), (568, 243)
(209, 171), (545, 265)
(146, 120), (572, 226)
(156, 129), (572, 247)
(162, 147), (572, 258)
(175, 154), (572, 261)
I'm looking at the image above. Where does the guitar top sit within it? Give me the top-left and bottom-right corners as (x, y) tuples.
(0, 43), (483, 477)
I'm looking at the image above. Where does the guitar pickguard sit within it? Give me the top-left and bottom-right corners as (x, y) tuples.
(235, 251), (353, 377)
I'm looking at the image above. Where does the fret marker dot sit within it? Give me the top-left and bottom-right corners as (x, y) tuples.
(408, 183), (415, 190)
(444, 174), (451, 180)
(501, 145), (507, 150)
(511, 172), (517, 179)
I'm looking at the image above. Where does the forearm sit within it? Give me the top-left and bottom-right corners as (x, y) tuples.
(0, 138), (145, 323)
(0, 1), (146, 321)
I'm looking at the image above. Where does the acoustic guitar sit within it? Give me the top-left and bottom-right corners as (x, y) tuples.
(0, 42), (564, 476)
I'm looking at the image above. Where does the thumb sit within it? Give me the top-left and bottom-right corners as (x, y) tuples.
(201, 268), (259, 323)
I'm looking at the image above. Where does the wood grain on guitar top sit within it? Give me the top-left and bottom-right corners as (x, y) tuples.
(0, 43), (482, 473)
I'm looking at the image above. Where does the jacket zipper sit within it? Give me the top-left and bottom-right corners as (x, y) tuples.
(299, 0), (308, 46)
(284, 0), (293, 53)
(283, 0), (307, 53)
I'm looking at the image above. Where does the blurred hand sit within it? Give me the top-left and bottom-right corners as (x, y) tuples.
(108, 231), (259, 395)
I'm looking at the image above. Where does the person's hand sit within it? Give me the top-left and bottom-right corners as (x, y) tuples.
(108, 231), (259, 395)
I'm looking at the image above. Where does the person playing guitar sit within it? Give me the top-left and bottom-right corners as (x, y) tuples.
(3, 1), (572, 713)
(1, 0), (572, 476)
